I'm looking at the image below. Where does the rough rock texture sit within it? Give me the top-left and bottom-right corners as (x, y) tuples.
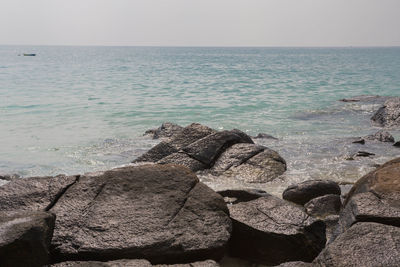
(228, 195), (326, 265)
(51, 259), (152, 267)
(144, 122), (184, 140)
(136, 124), (286, 183)
(314, 222), (400, 267)
(0, 173), (20, 181)
(49, 164), (231, 264)
(154, 260), (219, 267)
(0, 175), (79, 213)
(275, 262), (314, 267)
(0, 211), (56, 267)
(304, 194), (341, 218)
(252, 133), (278, 140)
(211, 144), (286, 183)
(364, 130), (395, 142)
(217, 189), (269, 204)
(282, 180), (341, 206)
(339, 157), (400, 231)
(371, 97), (400, 127)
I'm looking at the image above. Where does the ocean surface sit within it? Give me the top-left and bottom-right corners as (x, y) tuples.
(1, 46), (400, 193)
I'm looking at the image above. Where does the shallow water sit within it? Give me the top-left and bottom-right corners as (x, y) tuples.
(1, 46), (400, 193)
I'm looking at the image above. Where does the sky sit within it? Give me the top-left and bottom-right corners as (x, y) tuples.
(1, 0), (400, 47)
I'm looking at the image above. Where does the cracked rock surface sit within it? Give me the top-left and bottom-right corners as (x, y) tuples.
(51, 259), (219, 267)
(49, 164), (231, 264)
(371, 97), (400, 127)
(228, 194), (326, 265)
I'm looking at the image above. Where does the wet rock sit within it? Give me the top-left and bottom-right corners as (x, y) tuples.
(355, 151), (375, 157)
(217, 189), (269, 204)
(314, 222), (400, 267)
(157, 152), (207, 172)
(144, 122), (184, 140)
(275, 262), (314, 267)
(51, 259), (152, 267)
(252, 133), (278, 140)
(282, 180), (341, 206)
(364, 130), (395, 142)
(50, 164), (231, 263)
(371, 97), (400, 127)
(133, 142), (179, 163)
(0, 174), (79, 212)
(304, 194), (341, 218)
(0, 173), (20, 181)
(0, 211), (56, 267)
(351, 138), (365, 144)
(393, 141), (400, 147)
(228, 195), (326, 265)
(339, 95), (383, 103)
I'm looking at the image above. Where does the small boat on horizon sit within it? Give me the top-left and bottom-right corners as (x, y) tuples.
(22, 53), (36, 56)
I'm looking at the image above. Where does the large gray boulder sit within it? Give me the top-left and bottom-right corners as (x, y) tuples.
(0, 211), (56, 267)
(228, 194), (326, 265)
(314, 222), (400, 267)
(371, 97), (400, 127)
(0, 175), (79, 213)
(364, 130), (395, 142)
(49, 164), (231, 264)
(282, 180), (341, 206)
(338, 157), (400, 232)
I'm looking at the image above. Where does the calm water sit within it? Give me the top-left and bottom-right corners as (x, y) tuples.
(1, 46), (400, 192)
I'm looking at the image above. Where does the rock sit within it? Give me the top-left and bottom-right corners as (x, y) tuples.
(275, 262), (314, 267)
(323, 215), (340, 243)
(154, 260), (219, 267)
(50, 164), (231, 263)
(182, 130), (253, 167)
(217, 189), (269, 204)
(133, 142), (179, 163)
(314, 222), (400, 267)
(355, 151), (375, 157)
(339, 95), (383, 103)
(157, 152), (207, 172)
(351, 138), (365, 144)
(144, 122), (184, 140)
(282, 180), (341, 206)
(304, 194), (341, 218)
(393, 141), (400, 147)
(252, 133), (278, 140)
(371, 97), (400, 127)
(218, 147), (286, 183)
(0, 174), (79, 213)
(0, 173), (20, 181)
(339, 157), (400, 231)
(51, 259), (152, 267)
(364, 130), (395, 142)
(228, 195), (326, 265)
(0, 211), (56, 267)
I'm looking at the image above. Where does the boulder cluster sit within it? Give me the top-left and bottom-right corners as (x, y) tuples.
(0, 122), (399, 267)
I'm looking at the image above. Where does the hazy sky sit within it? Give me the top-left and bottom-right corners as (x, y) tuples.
(1, 0), (399, 46)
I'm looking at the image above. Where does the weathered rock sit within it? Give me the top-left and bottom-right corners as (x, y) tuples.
(228, 195), (326, 265)
(282, 180), (341, 206)
(339, 95), (384, 103)
(314, 222), (400, 267)
(364, 130), (395, 142)
(394, 141), (400, 147)
(275, 261), (314, 267)
(371, 97), (400, 127)
(219, 147), (286, 183)
(351, 138), (365, 144)
(50, 164), (231, 264)
(182, 130), (253, 167)
(133, 142), (178, 163)
(157, 152), (207, 172)
(355, 151), (375, 157)
(252, 133), (278, 140)
(0, 173), (20, 181)
(0, 211), (56, 267)
(339, 157), (400, 231)
(323, 215), (340, 244)
(51, 259), (152, 267)
(0, 175), (79, 213)
(144, 122), (184, 140)
(304, 194), (341, 218)
(154, 259), (219, 267)
(217, 189), (269, 204)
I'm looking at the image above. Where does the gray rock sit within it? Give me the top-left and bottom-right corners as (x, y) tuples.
(282, 180), (341, 206)
(275, 261), (315, 267)
(154, 259), (219, 267)
(364, 130), (395, 142)
(0, 173), (20, 181)
(323, 215), (340, 244)
(144, 122), (184, 140)
(394, 141), (400, 147)
(314, 222), (400, 267)
(339, 157), (400, 232)
(371, 97), (400, 127)
(217, 188), (269, 204)
(351, 138), (365, 144)
(252, 133), (278, 140)
(0, 211), (56, 267)
(339, 95), (384, 103)
(157, 152), (207, 172)
(0, 174), (79, 213)
(51, 259), (152, 267)
(304, 194), (341, 218)
(133, 142), (178, 163)
(228, 195), (326, 265)
(50, 164), (231, 263)
(182, 130), (253, 167)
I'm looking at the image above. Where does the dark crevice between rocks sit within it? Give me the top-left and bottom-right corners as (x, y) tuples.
(167, 182), (198, 226)
(224, 148), (265, 172)
(45, 175), (81, 211)
(351, 215), (400, 228)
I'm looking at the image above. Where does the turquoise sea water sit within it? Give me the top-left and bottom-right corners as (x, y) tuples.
(1, 46), (400, 192)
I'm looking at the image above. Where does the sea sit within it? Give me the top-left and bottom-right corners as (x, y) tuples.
(1, 46), (400, 194)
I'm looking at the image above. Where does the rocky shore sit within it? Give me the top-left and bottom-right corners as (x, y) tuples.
(1, 96), (400, 267)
